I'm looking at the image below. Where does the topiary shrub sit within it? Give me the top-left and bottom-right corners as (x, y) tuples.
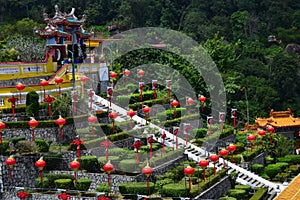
(277, 157), (292, 163)
(26, 91), (39, 118)
(284, 155), (300, 164)
(43, 153), (62, 170)
(251, 164), (264, 175)
(265, 164), (281, 180)
(35, 177), (50, 188)
(0, 140), (9, 154)
(54, 179), (72, 189)
(289, 165), (300, 175)
(11, 136), (26, 145)
(155, 178), (173, 192)
(119, 182), (154, 195)
(275, 162), (289, 170)
(34, 138), (52, 152)
(228, 189), (246, 199)
(235, 185), (251, 194)
(80, 156), (98, 172)
(96, 183), (110, 193)
(161, 183), (189, 197)
(44, 173), (74, 188)
(74, 178), (92, 191)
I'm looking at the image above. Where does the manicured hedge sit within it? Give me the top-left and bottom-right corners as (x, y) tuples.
(43, 153), (62, 170)
(0, 140), (9, 153)
(275, 162), (289, 170)
(161, 183), (189, 197)
(54, 179), (72, 189)
(249, 188), (268, 200)
(235, 185), (251, 193)
(34, 138), (51, 152)
(265, 164), (281, 180)
(193, 128), (207, 138)
(11, 136), (26, 145)
(243, 148), (262, 162)
(156, 108), (187, 121)
(284, 155), (300, 164)
(128, 98), (170, 111)
(74, 178), (92, 191)
(35, 177), (50, 188)
(289, 165), (300, 175)
(44, 173), (74, 188)
(80, 156), (98, 172)
(228, 189), (247, 199)
(96, 183), (110, 193)
(119, 182), (155, 195)
(251, 164), (264, 175)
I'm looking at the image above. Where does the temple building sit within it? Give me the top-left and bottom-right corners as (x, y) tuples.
(37, 5), (92, 64)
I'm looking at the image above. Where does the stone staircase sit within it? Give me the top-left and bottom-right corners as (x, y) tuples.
(91, 94), (279, 199)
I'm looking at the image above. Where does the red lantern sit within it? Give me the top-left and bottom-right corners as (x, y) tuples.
(72, 137), (84, 160)
(184, 165), (195, 190)
(209, 154), (219, 176)
(80, 76), (89, 97)
(103, 161), (114, 187)
(5, 156), (16, 180)
(267, 125), (275, 142)
(110, 71), (118, 87)
(55, 77), (63, 95)
(142, 106), (151, 125)
(40, 79), (49, 99)
(0, 121), (5, 144)
(98, 194), (110, 200)
(16, 83), (25, 103)
(56, 115), (66, 141)
(133, 140), (143, 164)
(58, 191), (70, 200)
(123, 69), (130, 85)
(44, 95), (55, 116)
(161, 131), (166, 154)
(70, 159), (80, 182)
(247, 134), (256, 152)
(127, 109), (136, 128)
(148, 135), (154, 159)
(16, 189), (29, 200)
(28, 117), (38, 141)
(100, 137), (113, 162)
(258, 129), (266, 146)
(142, 165), (153, 193)
(198, 95), (206, 111)
(109, 111), (118, 133)
(88, 115), (98, 136)
(72, 92), (78, 114)
(152, 80), (158, 99)
(88, 90), (94, 110)
(219, 149), (229, 168)
(35, 157), (46, 183)
(8, 95), (18, 117)
(199, 159), (209, 181)
(227, 144), (236, 163)
(186, 97), (194, 114)
(171, 100), (179, 118)
(107, 87), (113, 107)
(137, 69), (145, 81)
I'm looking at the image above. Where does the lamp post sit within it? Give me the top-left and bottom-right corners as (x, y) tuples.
(152, 80), (158, 99)
(173, 126), (179, 150)
(184, 123), (190, 145)
(199, 159), (209, 181)
(5, 156), (16, 180)
(8, 95), (18, 118)
(142, 106), (151, 125)
(72, 92), (78, 114)
(28, 117), (38, 141)
(139, 82), (144, 102)
(198, 95), (206, 112)
(0, 121), (5, 144)
(109, 111), (118, 133)
(247, 134), (256, 152)
(219, 149), (229, 168)
(228, 144), (236, 163)
(35, 157), (46, 184)
(68, 48), (76, 91)
(166, 80), (171, 99)
(231, 108), (237, 128)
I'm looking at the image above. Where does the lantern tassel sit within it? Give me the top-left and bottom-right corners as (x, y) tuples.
(107, 173), (111, 187)
(12, 105), (15, 117)
(58, 85), (61, 96)
(92, 125), (94, 137)
(214, 163), (216, 176)
(201, 103), (204, 112)
(154, 88), (156, 99)
(40, 170), (43, 183)
(233, 116), (236, 127)
(176, 135), (178, 150)
(173, 107), (176, 118)
(136, 150), (139, 164)
(130, 118), (133, 129)
(32, 129), (35, 141)
(106, 148), (108, 162)
(223, 159), (226, 169)
(60, 127), (63, 141)
(150, 143), (153, 159)
(19, 93), (22, 104)
(112, 121), (115, 133)
(188, 177), (191, 191)
(203, 170), (206, 182)
(162, 139), (165, 154)
(73, 101), (77, 114)
(77, 145), (81, 160)
(43, 89), (46, 99)
(146, 177), (150, 194)
(48, 103), (52, 117)
(140, 91), (143, 102)
(145, 114), (148, 125)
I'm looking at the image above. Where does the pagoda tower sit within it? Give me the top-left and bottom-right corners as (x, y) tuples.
(37, 5), (91, 64)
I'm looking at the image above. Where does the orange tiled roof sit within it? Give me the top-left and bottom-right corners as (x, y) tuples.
(274, 174), (300, 200)
(255, 109), (300, 128)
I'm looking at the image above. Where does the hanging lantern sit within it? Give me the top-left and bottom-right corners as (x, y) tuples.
(171, 100), (179, 118)
(107, 87), (113, 107)
(142, 165), (153, 193)
(103, 161), (114, 187)
(109, 111), (118, 133)
(0, 121), (5, 144)
(100, 137), (113, 162)
(55, 77), (63, 95)
(186, 97), (194, 114)
(209, 154), (219, 176)
(148, 135), (154, 159)
(184, 165), (195, 191)
(109, 71), (118, 87)
(44, 95), (55, 116)
(161, 131), (166, 154)
(16, 83), (25, 103)
(16, 189), (29, 200)
(173, 127), (179, 150)
(142, 106), (151, 125)
(88, 115), (98, 137)
(247, 134), (256, 152)
(97, 194), (110, 200)
(72, 92), (78, 114)
(219, 149), (229, 168)
(139, 82), (144, 102)
(132, 140), (143, 164)
(8, 95), (18, 118)
(267, 125), (275, 142)
(40, 79), (49, 99)
(88, 90), (94, 111)
(127, 109), (136, 128)
(198, 95), (206, 112)
(137, 69), (145, 82)
(123, 69), (130, 85)
(199, 159), (209, 181)
(35, 157), (46, 184)
(5, 156), (16, 180)
(72, 136), (84, 160)
(58, 191), (70, 200)
(70, 159), (80, 183)
(80, 76), (89, 97)
(56, 115), (66, 141)
(28, 117), (38, 141)
(227, 144), (236, 163)
(152, 80), (158, 99)
(166, 80), (171, 99)
(258, 129), (266, 146)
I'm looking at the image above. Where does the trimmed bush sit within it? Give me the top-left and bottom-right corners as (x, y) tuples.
(26, 91), (39, 118)
(11, 136), (26, 145)
(74, 178), (92, 191)
(96, 183), (110, 193)
(54, 179), (72, 189)
(277, 157), (292, 163)
(35, 177), (50, 188)
(289, 165), (300, 175)
(155, 178), (173, 192)
(15, 140), (38, 153)
(235, 185), (251, 193)
(161, 183), (189, 197)
(43, 153), (62, 170)
(275, 162), (289, 170)
(119, 182), (154, 195)
(34, 138), (51, 152)
(44, 173), (74, 188)
(284, 155), (300, 164)
(228, 189), (246, 199)
(80, 156), (98, 172)
(193, 128), (207, 138)
(251, 164), (264, 175)
(0, 140), (9, 154)
(249, 188), (268, 200)
(265, 164), (281, 180)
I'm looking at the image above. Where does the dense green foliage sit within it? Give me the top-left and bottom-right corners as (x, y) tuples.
(119, 182), (155, 195)
(74, 178), (92, 191)
(80, 156), (98, 172)
(26, 91), (39, 118)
